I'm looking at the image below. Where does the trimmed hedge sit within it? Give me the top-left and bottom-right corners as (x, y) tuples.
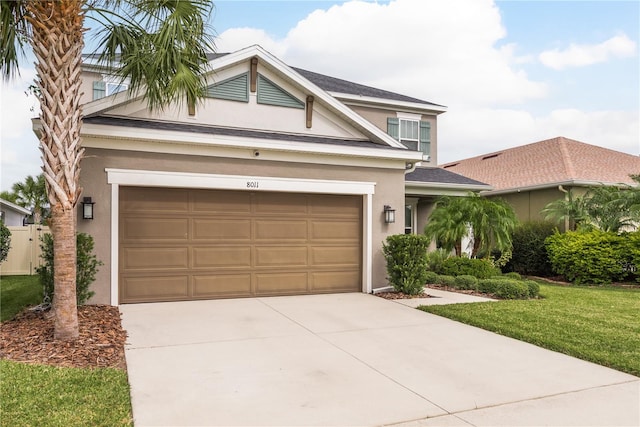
(437, 275), (457, 287)
(454, 275), (478, 290)
(424, 271), (440, 284)
(478, 278), (530, 299)
(441, 256), (499, 279)
(382, 234), (430, 295)
(545, 230), (640, 284)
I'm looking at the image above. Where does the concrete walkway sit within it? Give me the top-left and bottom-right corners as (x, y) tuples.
(120, 292), (639, 426)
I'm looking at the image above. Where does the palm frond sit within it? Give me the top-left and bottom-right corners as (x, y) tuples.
(0, 0), (30, 80)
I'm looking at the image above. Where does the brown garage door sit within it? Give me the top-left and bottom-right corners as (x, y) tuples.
(119, 187), (362, 303)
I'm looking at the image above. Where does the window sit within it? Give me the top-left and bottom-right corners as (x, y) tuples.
(92, 78), (128, 100)
(404, 204), (413, 234)
(387, 115), (431, 160)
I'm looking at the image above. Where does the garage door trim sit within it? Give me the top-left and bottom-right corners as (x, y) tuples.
(107, 168), (375, 305)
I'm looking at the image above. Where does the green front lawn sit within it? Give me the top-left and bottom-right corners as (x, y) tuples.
(1, 275), (132, 426)
(420, 283), (640, 376)
(0, 275), (42, 321)
(0, 360), (132, 427)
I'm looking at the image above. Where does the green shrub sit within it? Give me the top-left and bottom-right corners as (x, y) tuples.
(478, 278), (530, 299)
(441, 256), (499, 279)
(437, 275), (457, 287)
(545, 230), (637, 285)
(502, 272), (522, 280)
(0, 222), (10, 263)
(507, 220), (555, 276)
(495, 280), (529, 299)
(524, 280), (540, 298)
(424, 271), (439, 284)
(425, 248), (450, 274)
(36, 233), (103, 305)
(382, 234), (430, 295)
(478, 278), (501, 295)
(454, 275), (478, 290)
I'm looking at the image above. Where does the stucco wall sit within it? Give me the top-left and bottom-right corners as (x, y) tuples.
(78, 148), (406, 304)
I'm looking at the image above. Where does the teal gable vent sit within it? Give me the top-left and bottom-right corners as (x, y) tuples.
(257, 74), (304, 109)
(207, 73), (249, 102)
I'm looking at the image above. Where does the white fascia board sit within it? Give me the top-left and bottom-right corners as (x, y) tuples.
(331, 92), (448, 114)
(405, 181), (493, 197)
(0, 199), (31, 215)
(483, 180), (635, 196)
(106, 168), (376, 195)
(80, 122), (423, 163)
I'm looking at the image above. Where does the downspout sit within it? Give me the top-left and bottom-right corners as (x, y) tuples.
(404, 162), (418, 174)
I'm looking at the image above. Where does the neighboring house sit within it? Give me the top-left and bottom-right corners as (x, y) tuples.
(36, 45), (488, 305)
(0, 198), (31, 226)
(441, 136), (640, 229)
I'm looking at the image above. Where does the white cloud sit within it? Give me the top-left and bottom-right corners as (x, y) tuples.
(539, 34), (637, 70)
(0, 67), (42, 191)
(217, 0), (547, 108)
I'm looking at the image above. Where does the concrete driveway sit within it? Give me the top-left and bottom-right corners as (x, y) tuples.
(120, 292), (639, 426)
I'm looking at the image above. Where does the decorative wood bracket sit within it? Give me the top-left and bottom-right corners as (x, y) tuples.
(250, 57), (258, 93)
(306, 95), (314, 128)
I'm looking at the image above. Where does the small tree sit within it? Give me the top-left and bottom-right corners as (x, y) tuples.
(0, 222), (11, 263)
(425, 192), (518, 259)
(382, 234), (430, 295)
(37, 233), (103, 305)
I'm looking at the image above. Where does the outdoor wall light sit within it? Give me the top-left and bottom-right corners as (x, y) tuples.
(384, 205), (396, 224)
(82, 197), (95, 220)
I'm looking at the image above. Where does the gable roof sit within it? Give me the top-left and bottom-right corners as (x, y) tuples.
(0, 198), (31, 215)
(83, 45), (417, 154)
(441, 136), (640, 193)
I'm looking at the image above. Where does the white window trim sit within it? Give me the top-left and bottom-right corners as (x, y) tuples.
(106, 168), (376, 305)
(405, 197), (419, 234)
(102, 75), (129, 96)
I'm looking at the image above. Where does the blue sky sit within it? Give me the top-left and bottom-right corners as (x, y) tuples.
(1, 0), (638, 190)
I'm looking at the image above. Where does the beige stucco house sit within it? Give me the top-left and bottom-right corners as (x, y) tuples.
(441, 136), (640, 230)
(42, 45), (488, 305)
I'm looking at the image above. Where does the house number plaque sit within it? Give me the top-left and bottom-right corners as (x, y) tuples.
(246, 181), (259, 189)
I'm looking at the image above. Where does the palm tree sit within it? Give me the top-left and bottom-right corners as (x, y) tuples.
(541, 188), (588, 231)
(11, 174), (48, 223)
(1, 0), (215, 340)
(424, 192), (518, 258)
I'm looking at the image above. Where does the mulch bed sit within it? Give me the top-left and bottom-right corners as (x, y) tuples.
(0, 305), (127, 370)
(376, 290), (433, 299)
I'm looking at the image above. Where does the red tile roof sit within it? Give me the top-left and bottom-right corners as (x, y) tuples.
(440, 136), (640, 191)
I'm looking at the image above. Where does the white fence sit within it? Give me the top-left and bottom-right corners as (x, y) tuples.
(1, 225), (50, 276)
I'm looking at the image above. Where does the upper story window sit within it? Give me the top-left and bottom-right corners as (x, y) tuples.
(387, 113), (431, 161)
(93, 77), (128, 100)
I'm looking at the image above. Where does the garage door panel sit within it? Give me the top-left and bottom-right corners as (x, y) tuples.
(255, 272), (308, 295)
(122, 247), (189, 270)
(192, 190), (252, 214)
(310, 220), (360, 241)
(255, 220), (307, 240)
(192, 246), (252, 268)
(311, 271), (362, 292)
(123, 218), (189, 241)
(120, 187), (189, 213)
(192, 219), (251, 241)
(309, 195), (361, 217)
(121, 275), (189, 301)
(193, 274), (252, 297)
(255, 246), (308, 267)
(120, 187), (361, 303)
(311, 246), (360, 266)
(255, 193), (309, 214)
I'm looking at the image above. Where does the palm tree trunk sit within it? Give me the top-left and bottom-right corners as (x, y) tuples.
(26, 0), (86, 341)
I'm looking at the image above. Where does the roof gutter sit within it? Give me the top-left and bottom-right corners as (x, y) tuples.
(482, 179), (637, 196)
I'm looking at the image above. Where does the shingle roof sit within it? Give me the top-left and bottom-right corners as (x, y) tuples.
(406, 167), (488, 186)
(83, 116), (403, 150)
(440, 136), (640, 191)
(291, 67), (444, 108)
